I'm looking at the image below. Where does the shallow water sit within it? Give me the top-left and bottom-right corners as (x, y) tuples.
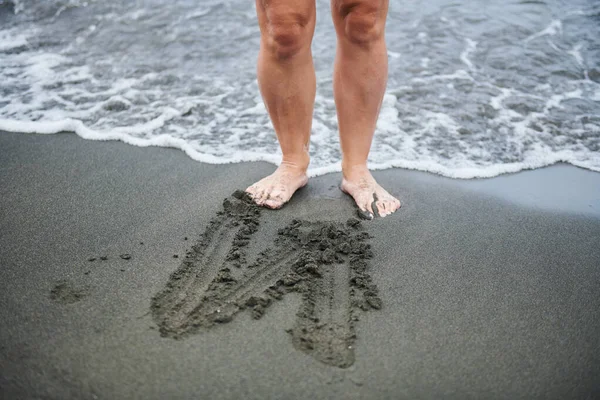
(0, 0), (599, 177)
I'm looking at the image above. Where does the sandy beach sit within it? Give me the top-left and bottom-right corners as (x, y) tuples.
(1, 131), (599, 399)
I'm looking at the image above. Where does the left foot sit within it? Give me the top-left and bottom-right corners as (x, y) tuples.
(340, 166), (401, 219)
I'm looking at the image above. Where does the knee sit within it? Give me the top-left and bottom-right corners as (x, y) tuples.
(262, 7), (314, 60)
(335, 0), (386, 47)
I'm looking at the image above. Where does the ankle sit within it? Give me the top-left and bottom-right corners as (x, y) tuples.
(281, 149), (310, 173)
(341, 162), (371, 181)
(279, 158), (309, 174)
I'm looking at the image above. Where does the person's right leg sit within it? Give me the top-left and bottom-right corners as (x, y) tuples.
(246, 0), (317, 209)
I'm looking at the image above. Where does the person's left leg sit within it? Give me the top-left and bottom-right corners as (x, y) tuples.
(331, 0), (400, 218)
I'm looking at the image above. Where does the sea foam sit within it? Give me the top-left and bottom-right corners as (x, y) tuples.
(1, 0), (599, 179)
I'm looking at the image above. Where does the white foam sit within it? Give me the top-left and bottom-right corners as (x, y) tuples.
(366, 149), (600, 179)
(459, 39), (477, 71)
(543, 89), (582, 113)
(1, 1), (599, 181)
(411, 69), (474, 83)
(567, 43), (584, 67)
(0, 117), (281, 165)
(376, 94), (401, 134)
(3, 92), (598, 180)
(0, 28), (30, 51)
(525, 20), (562, 43)
(10, 0), (25, 14)
(53, 0), (88, 18)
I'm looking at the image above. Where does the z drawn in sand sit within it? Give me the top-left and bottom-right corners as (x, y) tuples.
(151, 191), (382, 368)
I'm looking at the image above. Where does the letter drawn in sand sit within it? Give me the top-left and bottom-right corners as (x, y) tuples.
(151, 191), (382, 368)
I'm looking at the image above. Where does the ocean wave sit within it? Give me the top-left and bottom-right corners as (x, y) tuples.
(1, 0), (599, 179)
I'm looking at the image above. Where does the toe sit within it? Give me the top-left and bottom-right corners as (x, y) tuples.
(264, 191), (286, 209)
(269, 186), (288, 202)
(263, 198), (284, 209)
(260, 186), (277, 205)
(354, 196), (374, 220)
(387, 201), (399, 216)
(357, 208), (373, 220)
(251, 189), (266, 205)
(376, 201), (388, 217)
(245, 185), (257, 197)
(251, 188), (265, 204)
(375, 187), (401, 213)
(364, 198), (375, 215)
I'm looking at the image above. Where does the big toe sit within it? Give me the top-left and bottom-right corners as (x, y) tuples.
(356, 197), (375, 219)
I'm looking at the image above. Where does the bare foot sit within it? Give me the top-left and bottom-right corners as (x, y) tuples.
(246, 162), (309, 209)
(340, 166), (401, 219)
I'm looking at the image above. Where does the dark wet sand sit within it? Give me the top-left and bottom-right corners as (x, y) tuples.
(1, 131), (599, 399)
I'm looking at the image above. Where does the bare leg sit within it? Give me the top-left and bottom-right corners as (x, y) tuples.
(331, 0), (400, 218)
(246, 0), (317, 209)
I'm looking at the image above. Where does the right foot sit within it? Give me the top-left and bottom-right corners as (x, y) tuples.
(245, 162), (308, 209)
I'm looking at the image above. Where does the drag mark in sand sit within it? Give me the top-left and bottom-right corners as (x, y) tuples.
(151, 192), (382, 368)
(289, 253), (356, 367)
(279, 220), (380, 368)
(151, 190), (261, 336)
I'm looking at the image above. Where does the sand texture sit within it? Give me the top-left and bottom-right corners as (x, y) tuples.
(1, 132), (600, 399)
